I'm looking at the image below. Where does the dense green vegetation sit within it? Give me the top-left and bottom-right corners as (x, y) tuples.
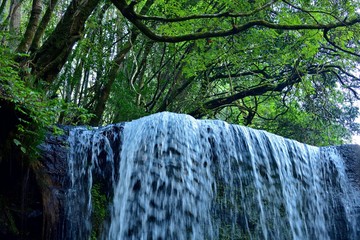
(1, 0), (360, 149)
(0, 1), (360, 238)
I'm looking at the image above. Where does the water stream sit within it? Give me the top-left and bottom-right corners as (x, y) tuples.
(64, 112), (359, 239)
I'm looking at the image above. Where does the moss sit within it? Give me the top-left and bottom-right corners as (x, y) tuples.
(91, 183), (109, 239)
(0, 196), (20, 237)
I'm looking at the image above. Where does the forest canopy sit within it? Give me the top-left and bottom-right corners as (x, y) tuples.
(1, 0), (360, 146)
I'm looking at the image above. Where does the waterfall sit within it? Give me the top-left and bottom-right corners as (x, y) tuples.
(64, 112), (359, 239)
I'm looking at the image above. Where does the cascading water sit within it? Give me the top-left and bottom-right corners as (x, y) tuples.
(64, 112), (359, 239)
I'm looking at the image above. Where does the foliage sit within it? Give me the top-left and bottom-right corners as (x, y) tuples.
(91, 183), (109, 240)
(0, 36), (54, 156)
(0, 32), (93, 157)
(1, 0), (360, 147)
(247, 73), (360, 146)
(0, 196), (19, 236)
(1, 0), (360, 238)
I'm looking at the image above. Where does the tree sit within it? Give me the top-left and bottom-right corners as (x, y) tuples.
(1, 0), (360, 145)
(1, 0), (360, 238)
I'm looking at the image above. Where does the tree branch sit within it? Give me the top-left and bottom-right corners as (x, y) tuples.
(189, 76), (300, 118)
(329, 70), (359, 99)
(323, 64), (360, 80)
(209, 69), (271, 82)
(111, 0), (360, 43)
(323, 28), (360, 58)
(281, 0), (344, 23)
(135, 0), (278, 22)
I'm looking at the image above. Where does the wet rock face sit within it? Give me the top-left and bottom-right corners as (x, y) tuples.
(0, 126), (70, 240)
(38, 128), (70, 185)
(336, 144), (360, 239)
(4, 117), (359, 240)
(336, 144), (360, 189)
(39, 121), (360, 240)
(36, 126), (73, 240)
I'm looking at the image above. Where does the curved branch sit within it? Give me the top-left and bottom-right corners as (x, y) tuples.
(111, 0), (360, 43)
(323, 64), (360, 80)
(323, 28), (360, 58)
(189, 76), (300, 118)
(329, 70), (359, 99)
(256, 106), (289, 121)
(281, 0), (345, 23)
(136, 0), (278, 22)
(210, 69), (271, 82)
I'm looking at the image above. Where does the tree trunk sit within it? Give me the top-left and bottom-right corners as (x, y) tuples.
(0, 0), (8, 21)
(89, 0), (155, 125)
(16, 0), (42, 53)
(29, 0), (59, 52)
(30, 0), (100, 83)
(8, 0), (21, 49)
(89, 36), (136, 126)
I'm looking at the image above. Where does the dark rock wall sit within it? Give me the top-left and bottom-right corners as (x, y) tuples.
(1, 121), (360, 240)
(0, 126), (71, 240)
(336, 144), (360, 189)
(36, 128), (72, 240)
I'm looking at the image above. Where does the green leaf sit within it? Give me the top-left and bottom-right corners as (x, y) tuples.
(20, 147), (27, 154)
(13, 139), (21, 146)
